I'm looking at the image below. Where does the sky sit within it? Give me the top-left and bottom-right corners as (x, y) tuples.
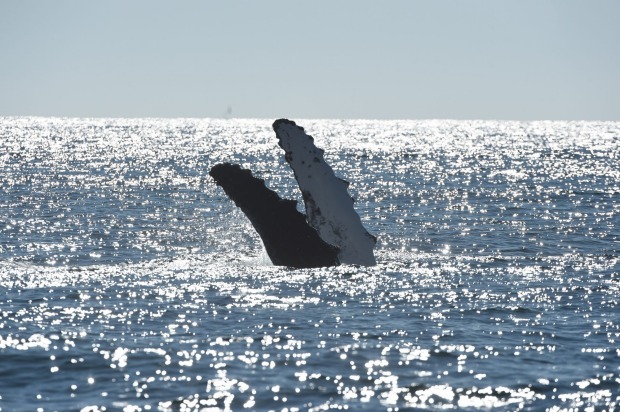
(1, 1), (619, 121)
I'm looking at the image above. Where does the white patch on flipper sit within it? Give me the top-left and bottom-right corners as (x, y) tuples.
(274, 120), (376, 266)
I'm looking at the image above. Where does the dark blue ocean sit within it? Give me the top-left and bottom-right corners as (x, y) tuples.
(1, 118), (618, 411)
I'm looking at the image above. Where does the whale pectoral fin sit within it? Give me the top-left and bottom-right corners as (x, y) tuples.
(273, 119), (377, 266)
(210, 163), (340, 268)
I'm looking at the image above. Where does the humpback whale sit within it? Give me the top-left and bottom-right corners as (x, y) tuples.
(210, 119), (376, 268)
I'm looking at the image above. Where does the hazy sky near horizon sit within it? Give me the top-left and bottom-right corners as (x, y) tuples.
(1, 1), (618, 120)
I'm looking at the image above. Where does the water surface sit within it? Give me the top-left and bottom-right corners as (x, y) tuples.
(1, 118), (619, 411)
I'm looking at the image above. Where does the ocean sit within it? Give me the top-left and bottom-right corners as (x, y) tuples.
(0, 117), (618, 411)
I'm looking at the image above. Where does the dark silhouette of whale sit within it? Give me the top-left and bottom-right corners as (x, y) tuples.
(210, 119), (376, 268)
(209, 163), (339, 268)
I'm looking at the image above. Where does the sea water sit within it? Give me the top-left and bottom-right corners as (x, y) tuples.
(0, 117), (618, 411)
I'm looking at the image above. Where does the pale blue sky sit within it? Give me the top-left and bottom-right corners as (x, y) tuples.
(1, 1), (618, 120)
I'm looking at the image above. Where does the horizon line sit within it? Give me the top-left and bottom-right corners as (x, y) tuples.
(1, 114), (618, 123)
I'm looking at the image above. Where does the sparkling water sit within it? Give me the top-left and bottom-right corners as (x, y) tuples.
(1, 117), (618, 411)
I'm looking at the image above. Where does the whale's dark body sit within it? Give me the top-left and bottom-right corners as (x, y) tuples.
(210, 119), (376, 268)
(209, 163), (339, 268)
